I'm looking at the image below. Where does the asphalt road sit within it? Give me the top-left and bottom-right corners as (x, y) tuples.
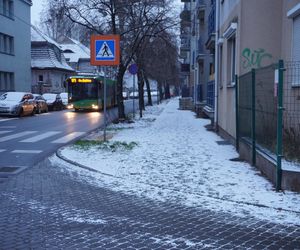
(0, 98), (152, 172)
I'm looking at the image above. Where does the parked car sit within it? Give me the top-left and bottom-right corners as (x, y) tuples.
(33, 94), (48, 114)
(42, 93), (64, 111)
(129, 91), (139, 99)
(0, 92), (36, 117)
(122, 91), (129, 100)
(60, 92), (68, 107)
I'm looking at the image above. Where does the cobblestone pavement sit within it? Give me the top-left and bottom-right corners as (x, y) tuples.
(0, 159), (299, 250)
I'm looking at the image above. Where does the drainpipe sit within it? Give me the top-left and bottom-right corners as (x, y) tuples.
(214, 0), (220, 130)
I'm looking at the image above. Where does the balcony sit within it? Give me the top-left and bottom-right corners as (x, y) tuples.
(180, 9), (191, 22)
(180, 26), (190, 39)
(206, 80), (215, 109)
(180, 38), (190, 51)
(205, 3), (216, 50)
(181, 0), (191, 2)
(196, 0), (206, 20)
(196, 37), (205, 61)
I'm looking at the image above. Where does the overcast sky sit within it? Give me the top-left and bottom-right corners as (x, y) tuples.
(31, 0), (183, 26)
(31, 0), (47, 25)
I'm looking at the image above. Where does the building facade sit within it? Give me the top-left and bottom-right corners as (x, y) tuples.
(180, 0), (216, 118)
(0, 0), (32, 93)
(215, 0), (300, 141)
(31, 26), (75, 94)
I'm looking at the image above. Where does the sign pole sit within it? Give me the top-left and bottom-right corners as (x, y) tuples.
(90, 34), (120, 142)
(104, 67), (107, 141)
(128, 64), (138, 119)
(133, 74), (135, 119)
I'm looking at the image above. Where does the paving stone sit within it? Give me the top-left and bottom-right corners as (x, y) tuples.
(0, 159), (299, 249)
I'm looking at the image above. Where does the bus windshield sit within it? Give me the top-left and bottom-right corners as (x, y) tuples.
(69, 82), (98, 101)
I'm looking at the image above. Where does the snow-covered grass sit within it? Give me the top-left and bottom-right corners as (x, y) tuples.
(51, 98), (300, 226)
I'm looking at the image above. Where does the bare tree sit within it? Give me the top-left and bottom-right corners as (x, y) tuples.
(61, 0), (178, 120)
(142, 30), (180, 102)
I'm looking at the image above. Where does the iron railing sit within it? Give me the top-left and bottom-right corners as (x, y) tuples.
(206, 80), (215, 109)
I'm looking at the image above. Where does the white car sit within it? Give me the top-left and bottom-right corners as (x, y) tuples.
(60, 92), (68, 106)
(0, 92), (36, 116)
(129, 91), (139, 99)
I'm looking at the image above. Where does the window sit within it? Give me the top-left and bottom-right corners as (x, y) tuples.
(291, 15), (300, 85)
(0, 71), (14, 91)
(0, 0), (14, 18)
(227, 36), (236, 86)
(0, 32), (14, 55)
(292, 15), (300, 61)
(38, 75), (44, 82)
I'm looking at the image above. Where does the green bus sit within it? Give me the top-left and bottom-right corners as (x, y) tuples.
(65, 75), (117, 111)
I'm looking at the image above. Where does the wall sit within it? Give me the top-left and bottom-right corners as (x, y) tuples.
(0, 0), (31, 92)
(217, 0), (240, 138)
(240, 0), (282, 75)
(32, 69), (70, 94)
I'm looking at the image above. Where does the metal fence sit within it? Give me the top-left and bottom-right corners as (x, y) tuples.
(206, 80), (215, 108)
(283, 62), (300, 163)
(237, 62), (282, 190)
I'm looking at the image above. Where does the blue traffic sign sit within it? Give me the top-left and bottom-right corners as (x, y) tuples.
(128, 63), (138, 75)
(95, 40), (115, 61)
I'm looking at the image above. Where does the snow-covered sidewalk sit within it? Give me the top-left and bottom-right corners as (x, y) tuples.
(52, 98), (300, 226)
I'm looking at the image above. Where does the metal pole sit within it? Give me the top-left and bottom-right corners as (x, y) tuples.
(276, 60), (284, 191)
(251, 68), (256, 166)
(103, 67), (107, 141)
(133, 74), (135, 119)
(235, 74), (239, 151)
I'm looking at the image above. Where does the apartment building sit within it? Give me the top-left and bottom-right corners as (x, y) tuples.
(216, 0), (300, 140)
(0, 0), (32, 93)
(180, 0), (216, 118)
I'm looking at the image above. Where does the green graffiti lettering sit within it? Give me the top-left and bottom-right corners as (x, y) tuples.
(242, 48), (272, 69)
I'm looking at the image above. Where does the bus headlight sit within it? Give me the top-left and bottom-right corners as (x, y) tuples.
(67, 104), (74, 109)
(92, 104), (98, 109)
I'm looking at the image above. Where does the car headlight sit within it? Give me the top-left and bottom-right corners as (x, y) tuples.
(67, 104), (74, 109)
(92, 104), (98, 109)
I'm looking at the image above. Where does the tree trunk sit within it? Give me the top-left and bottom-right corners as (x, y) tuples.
(165, 82), (171, 99)
(158, 82), (164, 101)
(144, 72), (152, 106)
(117, 63), (126, 120)
(137, 68), (145, 118)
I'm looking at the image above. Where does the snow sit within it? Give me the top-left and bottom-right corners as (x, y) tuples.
(60, 38), (90, 63)
(51, 98), (300, 226)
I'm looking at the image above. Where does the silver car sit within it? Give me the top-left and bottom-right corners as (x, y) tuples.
(0, 92), (36, 117)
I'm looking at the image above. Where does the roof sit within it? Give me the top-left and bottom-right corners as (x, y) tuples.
(59, 37), (90, 63)
(31, 26), (75, 72)
(31, 26), (61, 48)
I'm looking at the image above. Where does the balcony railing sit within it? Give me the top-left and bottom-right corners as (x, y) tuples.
(180, 9), (191, 22)
(197, 37), (205, 61)
(206, 80), (215, 109)
(207, 3), (216, 36)
(196, 0), (206, 19)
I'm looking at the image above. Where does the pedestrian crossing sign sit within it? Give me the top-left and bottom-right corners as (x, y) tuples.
(90, 35), (120, 66)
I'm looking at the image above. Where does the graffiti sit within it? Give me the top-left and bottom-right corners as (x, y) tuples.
(242, 48), (272, 69)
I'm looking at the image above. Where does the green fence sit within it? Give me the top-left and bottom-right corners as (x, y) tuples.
(237, 61), (285, 190)
(283, 62), (300, 163)
(238, 64), (278, 157)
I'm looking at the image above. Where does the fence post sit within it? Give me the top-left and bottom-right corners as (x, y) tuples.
(276, 60), (284, 191)
(251, 69), (256, 166)
(235, 74), (239, 151)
